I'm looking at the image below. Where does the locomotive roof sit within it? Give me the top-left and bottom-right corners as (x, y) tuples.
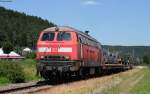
(43, 26), (99, 42)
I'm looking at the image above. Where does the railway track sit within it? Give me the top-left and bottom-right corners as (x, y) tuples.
(0, 80), (52, 94)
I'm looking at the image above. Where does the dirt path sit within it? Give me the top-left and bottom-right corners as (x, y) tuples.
(30, 67), (145, 94)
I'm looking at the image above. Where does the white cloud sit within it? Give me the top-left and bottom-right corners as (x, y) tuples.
(82, 0), (100, 6)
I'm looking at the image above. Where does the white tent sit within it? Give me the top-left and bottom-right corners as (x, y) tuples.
(23, 48), (32, 52)
(0, 48), (3, 54)
(0, 48), (21, 57)
(9, 51), (20, 56)
(0, 48), (7, 56)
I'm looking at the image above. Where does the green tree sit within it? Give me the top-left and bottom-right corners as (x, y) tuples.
(0, 7), (55, 48)
(2, 42), (14, 54)
(143, 55), (149, 64)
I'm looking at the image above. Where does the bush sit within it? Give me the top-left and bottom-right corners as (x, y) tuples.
(0, 60), (25, 83)
(25, 52), (36, 59)
(21, 59), (41, 81)
(0, 77), (10, 85)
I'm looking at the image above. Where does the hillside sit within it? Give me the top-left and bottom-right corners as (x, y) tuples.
(0, 7), (55, 48)
(102, 45), (150, 57)
(0, 7), (149, 57)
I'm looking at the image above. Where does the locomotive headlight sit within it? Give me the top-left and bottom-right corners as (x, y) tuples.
(65, 56), (70, 59)
(40, 55), (44, 59)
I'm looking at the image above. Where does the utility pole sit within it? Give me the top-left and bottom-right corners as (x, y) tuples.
(132, 48), (135, 64)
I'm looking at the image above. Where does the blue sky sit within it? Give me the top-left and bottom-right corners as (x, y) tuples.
(0, 0), (150, 46)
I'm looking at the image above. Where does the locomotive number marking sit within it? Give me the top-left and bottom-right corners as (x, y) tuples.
(58, 47), (72, 52)
(52, 48), (58, 52)
(38, 47), (51, 52)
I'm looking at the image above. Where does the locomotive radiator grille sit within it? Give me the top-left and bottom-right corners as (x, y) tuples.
(40, 60), (74, 66)
(41, 55), (69, 61)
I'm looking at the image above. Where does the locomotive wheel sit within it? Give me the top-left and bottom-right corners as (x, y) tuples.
(63, 72), (71, 82)
(40, 70), (49, 80)
(78, 68), (88, 79)
(95, 67), (101, 76)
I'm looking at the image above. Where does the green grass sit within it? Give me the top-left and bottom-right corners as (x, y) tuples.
(99, 67), (150, 94)
(0, 77), (10, 86)
(0, 59), (41, 86)
(129, 68), (150, 94)
(61, 67), (150, 94)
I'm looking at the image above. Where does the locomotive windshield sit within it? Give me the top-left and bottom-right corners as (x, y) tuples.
(42, 32), (55, 41)
(57, 32), (71, 41)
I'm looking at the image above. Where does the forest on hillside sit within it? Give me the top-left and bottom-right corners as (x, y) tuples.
(0, 7), (54, 48)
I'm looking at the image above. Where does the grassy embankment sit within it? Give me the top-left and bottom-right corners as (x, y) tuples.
(0, 59), (41, 86)
(45, 66), (150, 94)
(129, 67), (150, 94)
(105, 66), (150, 94)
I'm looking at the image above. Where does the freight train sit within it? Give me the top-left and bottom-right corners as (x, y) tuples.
(36, 26), (132, 80)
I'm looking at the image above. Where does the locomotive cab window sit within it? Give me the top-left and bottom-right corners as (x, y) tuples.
(41, 32), (55, 41)
(57, 32), (71, 41)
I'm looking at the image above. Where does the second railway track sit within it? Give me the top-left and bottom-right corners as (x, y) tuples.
(0, 80), (52, 94)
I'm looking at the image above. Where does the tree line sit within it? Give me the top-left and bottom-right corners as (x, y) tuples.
(0, 7), (55, 49)
(143, 54), (150, 64)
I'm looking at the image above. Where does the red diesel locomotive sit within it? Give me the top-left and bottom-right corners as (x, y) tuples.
(36, 26), (103, 80)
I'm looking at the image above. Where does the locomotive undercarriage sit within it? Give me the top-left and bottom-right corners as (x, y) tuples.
(37, 59), (81, 80)
(37, 59), (103, 81)
(36, 59), (131, 82)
